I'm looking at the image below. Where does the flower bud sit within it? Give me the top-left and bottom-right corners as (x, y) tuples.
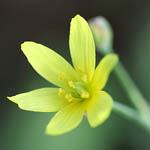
(89, 16), (113, 54)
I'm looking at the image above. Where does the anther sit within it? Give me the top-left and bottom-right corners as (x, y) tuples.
(81, 90), (90, 99)
(81, 74), (88, 82)
(68, 98), (73, 102)
(65, 93), (73, 102)
(68, 81), (75, 89)
(58, 88), (64, 96)
(58, 72), (65, 80)
(77, 66), (83, 72)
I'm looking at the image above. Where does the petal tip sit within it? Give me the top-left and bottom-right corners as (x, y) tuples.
(45, 126), (60, 136)
(21, 41), (28, 52)
(74, 14), (81, 18)
(45, 123), (66, 136)
(71, 14), (83, 22)
(21, 41), (35, 52)
(110, 53), (119, 61)
(114, 53), (119, 60)
(7, 96), (18, 104)
(112, 53), (119, 67)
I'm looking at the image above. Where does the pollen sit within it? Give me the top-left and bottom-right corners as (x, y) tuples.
(65, 94), (73, 102)
(81, 90), (90, 99)
(58, 88), (64, 96)
(68, 98), (73, 102)
(58, 72), (65, 80)
(77, 66), (83, 72)
(68, 81), (75, 89)
(81, 74), (88, 82)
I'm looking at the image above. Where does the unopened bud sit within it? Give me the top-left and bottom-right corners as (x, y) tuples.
(89, 16), (113, 54)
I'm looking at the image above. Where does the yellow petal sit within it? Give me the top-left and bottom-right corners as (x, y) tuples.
(46, 101), (86, 135)
(7, 88), (68, 112)
(92, 54), (118, 90)
(69, 15), (95, 81)
(87, 91), (113, 127)
(21, 41), (79, 89)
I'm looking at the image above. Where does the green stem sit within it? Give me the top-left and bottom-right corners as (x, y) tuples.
(113, 101), (150, 134)
(114, 62), (150, 117)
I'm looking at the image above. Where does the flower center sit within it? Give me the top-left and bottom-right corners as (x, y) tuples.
(69, 81), (90, 99)
(58, 80), (90, 102)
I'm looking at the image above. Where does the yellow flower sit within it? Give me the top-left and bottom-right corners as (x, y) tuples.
(8, 15), (118, 135)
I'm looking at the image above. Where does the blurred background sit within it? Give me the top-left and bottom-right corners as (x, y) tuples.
(0, 0), (149, 150)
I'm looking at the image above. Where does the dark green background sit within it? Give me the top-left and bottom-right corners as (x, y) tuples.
(0, 0), (149, 150)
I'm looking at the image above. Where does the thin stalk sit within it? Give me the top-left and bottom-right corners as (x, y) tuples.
(113, 101), (150, 134)
(114, 62), (150, 118)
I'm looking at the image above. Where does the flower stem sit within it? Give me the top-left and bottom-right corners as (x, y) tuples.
(112, 101), (150, 134)
(114, 62), (150, 119)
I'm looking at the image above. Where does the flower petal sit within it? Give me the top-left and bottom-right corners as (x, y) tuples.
(8, 88), (68, 112)
(87, 91), (113, 127)
(92, 54), (118, 90)
(46, 101), (86, 135)
(69, 15), (95, 81)
(21, 42), (79, 89)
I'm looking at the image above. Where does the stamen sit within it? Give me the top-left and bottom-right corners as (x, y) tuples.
(81, 90), (90, 99)
(77, 66), (83, 72)
(68, 98), (73, 102)
(68, 81), (75, 89)
(65, 94), (73, 102)
(81, 74), (88, 82)
(58, 88), (64, 96)
(58, 72), (65, 80)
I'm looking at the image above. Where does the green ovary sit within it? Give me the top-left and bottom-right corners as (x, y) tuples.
(58, 80), (91, 102)
(71, 81), (90, 99)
